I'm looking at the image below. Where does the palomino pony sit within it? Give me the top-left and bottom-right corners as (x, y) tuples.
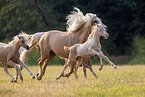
(0, 32), (43, 82)
(0, 36), (35, 83)
(57, 24), (117, 80)
(37, 7), (102, 80)
(18, 32), (97, 79)
(19, 32), (44, 64)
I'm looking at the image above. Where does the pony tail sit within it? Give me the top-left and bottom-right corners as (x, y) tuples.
(64, 46), (70, 53)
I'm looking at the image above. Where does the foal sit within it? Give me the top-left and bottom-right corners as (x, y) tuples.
(58, 24), (117, 79)
(0, 36), (35, 83)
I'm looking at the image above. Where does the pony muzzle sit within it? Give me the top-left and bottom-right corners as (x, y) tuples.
(25, 45), (30, 50)
(105, 34), (109, 39)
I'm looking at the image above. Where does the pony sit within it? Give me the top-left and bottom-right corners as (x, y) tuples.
(19, 32), (44, 64)
(57, 24), (117, 80)
(0, 32), (43, 82)
(18, 32), (98, 79)
(36, 7), (102, 80)
(0, 35), (35, 83)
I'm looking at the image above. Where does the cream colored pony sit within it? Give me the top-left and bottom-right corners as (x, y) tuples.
(19, 32), (44, 64)
(57, 24), (117, 80)
(0, 36), (35, 83)
(36, 7), (102, 80)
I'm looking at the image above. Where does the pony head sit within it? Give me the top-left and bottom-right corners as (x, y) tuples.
(85, 13), (102, 24)
(91, 24), (109, 39)
(97, 24), (109, 39)
(17, 35), (30, 50)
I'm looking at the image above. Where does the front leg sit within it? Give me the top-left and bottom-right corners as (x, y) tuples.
(98, 51), (117, 69)
(91, 50), (117, 69)
(17, 59), (35, 79)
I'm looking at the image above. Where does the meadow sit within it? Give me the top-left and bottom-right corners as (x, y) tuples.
(0, 65), (145, 97)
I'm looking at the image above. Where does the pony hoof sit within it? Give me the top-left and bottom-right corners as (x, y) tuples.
(32, 76), (35, 79)
(20, 76), (23, 82)
(114, 67), (117, 69)
(99, 68), (102, 71)
(9, 80), (17, 83)
(56, 77), (60, 80)
(36, 73), (39, 76)
(9, 80), (13, 83)
(37, 76), (42, 80)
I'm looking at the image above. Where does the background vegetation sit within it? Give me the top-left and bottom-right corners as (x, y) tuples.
(0, 0), (145, 64)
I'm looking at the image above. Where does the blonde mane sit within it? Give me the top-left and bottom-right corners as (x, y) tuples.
(87, 25), (98, 40)
(8, 36), (19, 45)
(66, 7), (97, 33)
(87, 24), (107, 40)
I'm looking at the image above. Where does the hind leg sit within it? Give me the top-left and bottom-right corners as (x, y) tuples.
(82, 58), (87, 79)
(42, 53), (56, 76)
(56, 61), (68, 80)
(37, 53), (56, 80)
(73, 57), (83, 80)
(63, 59), (76, 78)
(3, 64), (16, 83)
(7, 61), (23, 82)
(85, 58), (98, 78)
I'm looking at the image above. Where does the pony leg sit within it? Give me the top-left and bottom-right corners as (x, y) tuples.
(93, 50), (117, 69)
(17, 59), (35, 79)
(41, 54), (56, 76)
(56, 62), (68, 80)
(7, 61), (23, 82)
(99, 57), (104, 71)
(87, 65), (98, 78)
(74, 61), (80, 80)
(14, 65), (23, 82)
(37, 54), (56, 80)
(3, 65), (16, 83)
(84, 58), (98, 78)
(13, 65), (22, 82)
(63, 60), (76, 78)
(82, 58), (87, 79)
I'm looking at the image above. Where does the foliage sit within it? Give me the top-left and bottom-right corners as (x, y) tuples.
(129, 35), (145, 64)
(0, 65), (145, 96)
(0, 0), (145, 56)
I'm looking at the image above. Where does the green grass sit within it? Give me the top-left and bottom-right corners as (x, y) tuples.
(0, 65), (145, 97)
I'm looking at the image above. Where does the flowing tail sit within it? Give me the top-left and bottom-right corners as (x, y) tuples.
(64, 46), (70, 53)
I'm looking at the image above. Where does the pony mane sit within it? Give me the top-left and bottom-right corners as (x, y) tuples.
(66, 7), (99, 33)
(66, 7), (86, 33)
(87, 25), (98, 40)
(18, 31), (32, 43)
(87, 24), (107, 40)
(8, 35), (19, 45)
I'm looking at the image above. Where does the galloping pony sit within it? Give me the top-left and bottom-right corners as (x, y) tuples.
(57, 24), (117, 80)
(37, 7), (102, 80)
(19, 32), (44, 64)
(0, 36), (35, 83)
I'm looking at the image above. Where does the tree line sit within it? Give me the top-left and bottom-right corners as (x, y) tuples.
(0, 0), (145, 56)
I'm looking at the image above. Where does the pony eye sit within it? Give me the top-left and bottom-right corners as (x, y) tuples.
(22, 40), (24, 43)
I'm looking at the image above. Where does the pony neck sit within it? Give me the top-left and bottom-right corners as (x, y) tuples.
(91, 30), (101, 45)
(73, 19), (92, 43)
(10, 39), (21, 54)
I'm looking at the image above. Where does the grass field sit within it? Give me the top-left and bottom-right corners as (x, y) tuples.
(0, 65), (145, 97)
